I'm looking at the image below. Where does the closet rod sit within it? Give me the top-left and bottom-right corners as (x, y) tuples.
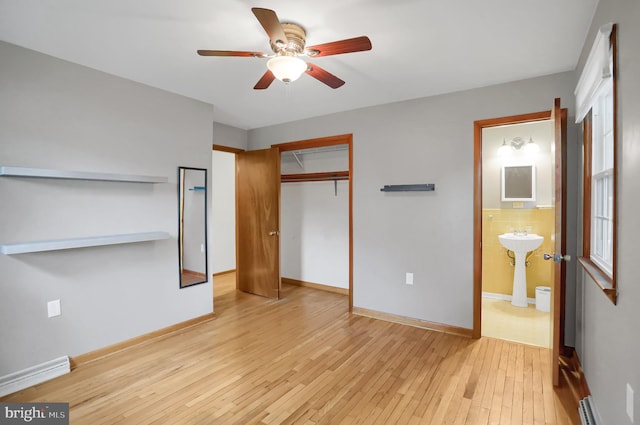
(281, 171), (349, 183)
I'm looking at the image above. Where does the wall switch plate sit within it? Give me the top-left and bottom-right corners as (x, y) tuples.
(406, 272), (414, 285)
(200, 243), (205, 253)
(627, 383), (634, 422)
(47, 299), (61, 318)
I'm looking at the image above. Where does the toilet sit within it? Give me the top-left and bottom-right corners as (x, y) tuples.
(535, 286), (551, 312)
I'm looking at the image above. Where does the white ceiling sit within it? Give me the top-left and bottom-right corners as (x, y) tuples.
(0, 0), (598, 130)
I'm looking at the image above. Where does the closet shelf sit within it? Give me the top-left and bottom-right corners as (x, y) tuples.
(0, 232), (170, 255)
(0, 166), (168, 183)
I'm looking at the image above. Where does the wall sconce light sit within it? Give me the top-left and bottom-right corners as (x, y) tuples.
(523, 137), (540, 154)
(498, 137), (539, 155)
(498, 139), (512, 156)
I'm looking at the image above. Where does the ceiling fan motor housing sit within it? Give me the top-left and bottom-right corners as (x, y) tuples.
(271, 23), (306, 55)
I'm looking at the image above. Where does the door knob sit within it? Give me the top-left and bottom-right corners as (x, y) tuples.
(543, 253), (571, 263)
(268, 231), (280, 236)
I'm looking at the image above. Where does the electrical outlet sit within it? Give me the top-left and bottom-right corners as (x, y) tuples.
(406, 272), (414, 285)
(47, 299), (61, 318)
(627, 383), (634, 422)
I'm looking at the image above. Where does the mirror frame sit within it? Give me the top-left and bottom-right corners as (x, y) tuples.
(178, 166), (208, 288)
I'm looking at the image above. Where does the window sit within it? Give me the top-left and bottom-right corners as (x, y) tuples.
(577, 24), (617, 304)
(590, 81), (614, 275)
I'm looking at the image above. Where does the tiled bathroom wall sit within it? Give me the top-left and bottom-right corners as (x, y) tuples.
(482, 207), (555, 298)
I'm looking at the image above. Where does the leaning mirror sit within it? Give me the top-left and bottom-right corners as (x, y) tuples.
(178, 167), (208, 288)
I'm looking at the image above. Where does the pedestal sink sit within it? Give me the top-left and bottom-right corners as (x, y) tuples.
(498, 233), (544, 307)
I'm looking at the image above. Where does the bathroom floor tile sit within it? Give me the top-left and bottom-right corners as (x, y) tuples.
(481, 297), (551, 348)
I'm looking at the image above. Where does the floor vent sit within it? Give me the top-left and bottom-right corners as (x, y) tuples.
(578, 395), (599, 425)
(0, 356), (70, 397)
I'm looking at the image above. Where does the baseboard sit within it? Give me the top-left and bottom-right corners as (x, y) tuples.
(352, 307), (473, 338)
(213, 269), (235, 277)
(568, 348), (591, 397)
(70, 313), (215, 370)
(482, 291), (536, 305)
(562, 348), (597, 423)
(0, 356), (70, 398)
(282, 277), (349, 296)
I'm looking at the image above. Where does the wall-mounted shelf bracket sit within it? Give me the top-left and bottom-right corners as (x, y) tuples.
(380, 184), (435, 192)
(292, 152), (304, 170)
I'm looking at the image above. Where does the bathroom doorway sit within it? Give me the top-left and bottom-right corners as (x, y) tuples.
(479, 120), (555, 348)
(473, 99), (568, 386)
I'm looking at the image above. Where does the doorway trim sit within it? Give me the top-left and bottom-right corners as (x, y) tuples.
(272, 134), (354, 312)
(212, 144), (245, 292)
(213, 144), (245, 154)
(473, 111), (561, 339)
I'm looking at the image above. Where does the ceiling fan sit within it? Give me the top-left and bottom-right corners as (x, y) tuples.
(197, 7), (372, 90)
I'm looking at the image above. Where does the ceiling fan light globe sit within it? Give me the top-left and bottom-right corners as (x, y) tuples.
(267, 56), (307, 83)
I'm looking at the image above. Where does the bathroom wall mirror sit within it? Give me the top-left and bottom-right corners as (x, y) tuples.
(501, 164), (536, 202)
(178, 167), (208, 288)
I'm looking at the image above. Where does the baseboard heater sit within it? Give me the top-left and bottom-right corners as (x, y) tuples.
(578, 396), (600, 425)
(0, 356), (70, 397)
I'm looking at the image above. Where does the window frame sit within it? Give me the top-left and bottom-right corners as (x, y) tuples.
(579, 25), (617, 305)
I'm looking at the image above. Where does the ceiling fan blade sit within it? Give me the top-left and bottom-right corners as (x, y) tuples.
(251, 8), (288, 48)
(305, 36), (372, 57)
(197, 50), (266, 57)
(305, 63), (345, 89)
(254, 70), (276, 90)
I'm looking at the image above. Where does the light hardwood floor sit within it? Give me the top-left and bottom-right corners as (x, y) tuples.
(2, 273), (579, 424)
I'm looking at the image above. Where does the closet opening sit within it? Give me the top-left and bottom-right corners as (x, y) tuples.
(274, 135), (353, 310)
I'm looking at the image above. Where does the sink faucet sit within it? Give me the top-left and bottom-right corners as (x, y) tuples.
(513, 229), (528, 236)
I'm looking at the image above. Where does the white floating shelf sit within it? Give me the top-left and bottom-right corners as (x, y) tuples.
(0, 166), (168, 183)
(0, 232), (170, 255)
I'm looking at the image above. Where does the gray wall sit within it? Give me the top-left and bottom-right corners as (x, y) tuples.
(0, 42), (214, 376)
(574, 0), (640, 423)
(212, 122), (248, 151)
(249, 72), (579, 333)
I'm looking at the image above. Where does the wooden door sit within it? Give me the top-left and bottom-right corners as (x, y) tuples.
(550, 97), (568, 386)
(236, 148), (281, 299)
